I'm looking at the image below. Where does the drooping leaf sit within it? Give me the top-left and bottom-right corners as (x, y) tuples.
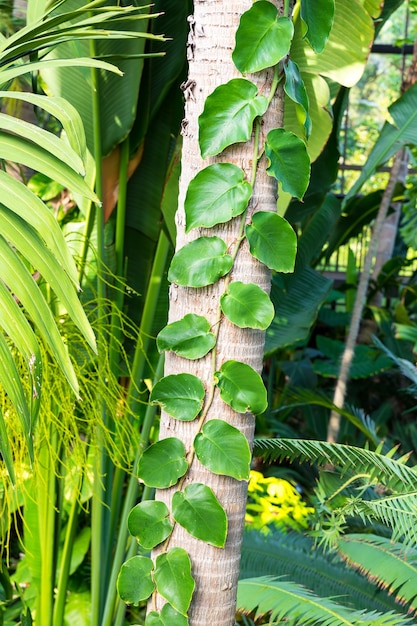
(283, 58), (311, 138)
(168, 237), (233, 288)
(233, 2), (294, 73)
(246, 212), (297, 272)
(128, 501), (173, 550)
(146, 604), (188, 626)
(215, 360), (267, 415)
(265, 129), (310, 199)
(154, 548), (195, 616)
(194, 419), (251, 480)
(116, 556), (155, 605)
(185, 163), (252, 232)
(300, 0), (335, 53)
(199, 78), (268, 158)
(172, 483), (227, 548)
(156, 314), (216, 360)
(220, 281), (274, 330)
(150, 374), (205, 421)
(138, 438), (188, 489)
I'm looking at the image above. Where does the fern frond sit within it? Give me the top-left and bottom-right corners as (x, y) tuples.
(253, 439), (417, 493)
(338, 534), (417, 611)
(237, 576), (413, 625)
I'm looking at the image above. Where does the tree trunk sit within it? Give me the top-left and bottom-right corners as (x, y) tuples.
(152, 1), (285, 624)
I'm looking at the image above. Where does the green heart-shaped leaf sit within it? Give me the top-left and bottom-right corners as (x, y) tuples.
(246, 212), (297, 273)
(117, 556), (155, 605)
(138, 438), (188, 489)
(154, 548), (195, 616)
(233, 1), (294, 73)
(185, 163), (252, 232)
(301, 0), (335, 53)
(145, 604), (188, 626)
(265, 128), (310, 199)
(150, 373), (205, 421)
(215, 360), (267, 415)
(220, 281), (274, 330)
(172, 483), (227, 547)
(157, 314), (216, 360)
(168, 237), (233, 288)
(128, 501), (173, 550)
(199, 78), (268, 158)
(194, 420), (250, 480)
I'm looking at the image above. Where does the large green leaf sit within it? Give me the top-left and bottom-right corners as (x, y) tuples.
(116, 556), (155, 605)
(156, 314), (216, 360)
(220, 281), (274, 330)
(128, 501), (173, 550)
(138, 438), (188, 489)
(246, 212), (297, 272)
(154, 548), (195, 616)
(168, 237), (233, 288)
(300, 0), (335, 53)
(194, 419), (250, 480)
(172, 483), (227, 548)
(146, 604), (188, 626)
(265, 129), (310, 199)
(199, 78), (268, 158)
(233, 2), (293, 74)
(215, 360), (267, 415)
(150, 373), (205, 421)
(185, 163), (252, 232)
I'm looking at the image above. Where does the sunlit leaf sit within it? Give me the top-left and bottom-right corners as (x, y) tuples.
(215, 360), (267, 415)
(265, 129), (310, 199)
(156, 314), (216, 360)
(172, 483), (227, 547)
(246, 212), (297, 273)
(154, 548), (195, 616)
(185, 163), (252, 232)
(138, 438), (188, 489)
(199, 78), (268, 158)
(117, 556), (154, 605)
(150, 374), (205, 421)
(168, 237), (233, 288)
(128, 501), (173, 550)
(220, 281), (274, 330)
(194, 419), (250, 480)
(300, 0), (335, 53)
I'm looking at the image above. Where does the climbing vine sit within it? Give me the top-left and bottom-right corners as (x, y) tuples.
(115, 0), (351, 624)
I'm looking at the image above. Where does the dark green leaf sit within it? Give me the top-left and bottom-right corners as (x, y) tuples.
(154, 548), (195, 616)
(194, 419), (250, 480)
(199, 79), (268, 158)
(172, 483), (227, 547)
(168, 237), (233, 287)
(128, 501), (173, 550)
(138, 438), (188, 488)
(185, 163), (252, 232)
(220, 281), (274, 330)
(215, 360), (267, 415)
(300, 0), (335, 53)
(283, 58), (311, 138)
(146, 604), (189, 626)
(233, 2), (293, 73)
(265, 129), (310, 199)
(150, 374), (205, 421)
(117, 556), (154, 605)
(246, 212), (297, 272)
(156, 314), (216, 360)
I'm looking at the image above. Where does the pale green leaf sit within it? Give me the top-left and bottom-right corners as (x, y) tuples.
(194, 419), (250, 480)
(199, 78), (268, 158)
(117, 556), (155, 605)
(0, 334), (31, 443)
(154, 548), (195, 616)
(150, 374), (205, 421)
(138, 438), (188, 489)
(172, 483), (227, 548)
(265, 128), (310, 199)
(233, 2), (294, 73)
(185, 163), (252, 232)
(128, 501), (173, 550)
(246, 212), (297, 272)
(215, 360), (267, 415)
(300, 0), (335, 53)
(156, 314), (216, 360)
(168, 237), (233, 288)
(220, 281), (274, 330)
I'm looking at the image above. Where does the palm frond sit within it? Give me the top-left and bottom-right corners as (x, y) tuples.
(237, 576), (413, 625)
(253, 439), (417, 492)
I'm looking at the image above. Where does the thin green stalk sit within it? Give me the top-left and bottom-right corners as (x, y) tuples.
(101, 355), (164, 626)
(78, 203), (96, 287)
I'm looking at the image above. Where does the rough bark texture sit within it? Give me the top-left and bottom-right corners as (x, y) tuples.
(152, 1), (285, 625)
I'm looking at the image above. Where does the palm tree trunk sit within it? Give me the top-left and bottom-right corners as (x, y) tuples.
(152, 1), (286, 624)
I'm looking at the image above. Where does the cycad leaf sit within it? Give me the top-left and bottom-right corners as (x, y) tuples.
(356, 495), (417, 548)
